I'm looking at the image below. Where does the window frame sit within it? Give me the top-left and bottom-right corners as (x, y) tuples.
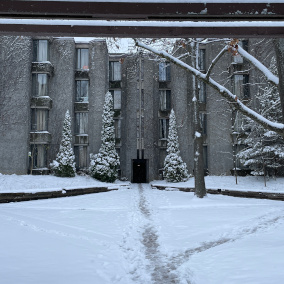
(74, 112), (88, 134)
(31, 108), (49, 131)
(159, 62), (171, 82)
(75, 79), (89, 102)
(76, 48), (89, 70)
(109, 61), (122, 82)
(33, 39), (49, 62)
(32, 73), (48, 97)
(159, 89), (171, 111)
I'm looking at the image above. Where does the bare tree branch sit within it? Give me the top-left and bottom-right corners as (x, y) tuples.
(134, 39), (284, 138)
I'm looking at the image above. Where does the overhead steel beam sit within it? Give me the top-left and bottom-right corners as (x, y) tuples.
(0, 19), (283, 38)
(0, 1), (284, 21)
(0, 1), (284, 37)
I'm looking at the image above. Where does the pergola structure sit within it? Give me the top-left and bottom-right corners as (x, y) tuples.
(0, 1), (284, 37)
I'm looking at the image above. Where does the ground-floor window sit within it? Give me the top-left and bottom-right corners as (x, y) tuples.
(74, 146), (88, 169)
(30, 144), (47, 169)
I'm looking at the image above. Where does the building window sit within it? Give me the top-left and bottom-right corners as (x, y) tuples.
(199, 82), (206, 103)
(159, 62), (171, 81)
(233, 40), (248, 64)
(114, 119), (121, 139)
(30, 144), (47, 168)
(32, 74), (48, 97)
(109, 61), (121, 81)
(233, 74), (250, 99)
(200, 112), (207, 135)
(75, 113), (88, 134)
(159, 118), (169, 139)
(74, 146), (88, 169)
(76, 48), (89, 70)
(76, 80), (89, 102)
(109, 90), (121, 110)
(198, 49), (206, 71)
(31, 109), (49, 131)
(159, 90), (171, 111)
(33, 39), (49, 62)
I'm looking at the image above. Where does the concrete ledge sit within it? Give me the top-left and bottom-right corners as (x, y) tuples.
(0, 186), (117, 203)
(152, 185), (284, 201)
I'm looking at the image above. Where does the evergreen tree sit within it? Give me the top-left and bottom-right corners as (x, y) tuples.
(89, 92), (120, 182)
(51, 110), (76, 177)
(238, 57), (284, 176)
(163, 109), (189, 182)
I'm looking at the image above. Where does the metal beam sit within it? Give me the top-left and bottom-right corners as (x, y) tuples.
(0, 1), (284, 37)
(1, 1), (284, 21)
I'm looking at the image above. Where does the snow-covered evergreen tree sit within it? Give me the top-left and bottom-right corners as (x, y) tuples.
(163, 109), (189, 182)
(89, 92), (120, 182)
(238, 57), (284, 176)
(50, 110), (76, 177)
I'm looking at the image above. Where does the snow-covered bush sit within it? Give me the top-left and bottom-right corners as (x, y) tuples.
(50, 110), (76, 177)
(238, 57), (284, 176)
(163, 109), (189, 182)
(89, 92), (120, 182)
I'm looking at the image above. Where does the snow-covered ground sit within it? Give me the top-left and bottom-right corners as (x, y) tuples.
(0, 173), (128, 193)
(1, 173), (283, 194)
(152, 175), (284, 193)
(1, 183), (284, 283)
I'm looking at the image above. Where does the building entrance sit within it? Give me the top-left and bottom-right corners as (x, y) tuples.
(132, 159), (148, 183)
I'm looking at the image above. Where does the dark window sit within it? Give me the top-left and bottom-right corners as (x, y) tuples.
(109, 61), (121, 81)
(200, 112), (207, 135)
(199, 82), (206, 103)
(243, 74), (250, 99)
(233, 74), (250, 99)
(76, 80), (89, 102)
(32, 74), (48, 97)
(76, 49), (89, 70)
(198, 49), (206, 71)
(109, 90), (121, 110)
(159, 118), (169, 139)
(75, 113), (88, 134)
(159, 62), (171, 81)
(31, 109), (49, 131)
(159, 90), (171, 111)
(74, 146), (88, 169)
(30, 144), (47, 168)
(33, 40), (49, 62)
(114, 119), (121, 139)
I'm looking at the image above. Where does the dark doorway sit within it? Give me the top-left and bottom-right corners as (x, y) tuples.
(132, 159), (148, 183)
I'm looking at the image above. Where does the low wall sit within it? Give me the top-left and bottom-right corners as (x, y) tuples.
(0, 186), (118, 203)
(152, 185), (284, 201)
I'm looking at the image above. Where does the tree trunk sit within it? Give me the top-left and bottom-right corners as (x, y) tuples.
(192, 42), (206, 198)
(273, 39), (284, 123)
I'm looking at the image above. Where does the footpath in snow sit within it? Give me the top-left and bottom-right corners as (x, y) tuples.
(1, 183), (284, 283)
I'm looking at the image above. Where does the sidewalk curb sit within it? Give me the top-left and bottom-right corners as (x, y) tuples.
(0, 186), (119, 203)
(152, 185), (284, 201)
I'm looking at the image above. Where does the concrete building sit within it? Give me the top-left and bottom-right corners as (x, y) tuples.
(1, 36), (274, 181)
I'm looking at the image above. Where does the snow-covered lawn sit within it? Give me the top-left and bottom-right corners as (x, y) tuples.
(0, 174), (128, 193)
(152, 175), (284, 193)
(1, 174), (284, 193)
(1, 184), (284, 283)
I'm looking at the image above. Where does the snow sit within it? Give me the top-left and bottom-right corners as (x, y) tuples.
(2, 18), (284, 28)
(1, 183), (284, 284)
(0, 174), (128, 193)
(152, 175), (284, 193)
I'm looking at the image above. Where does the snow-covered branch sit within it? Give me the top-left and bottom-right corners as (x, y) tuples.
(134, 39), (284, 138)
(205, 46), (228, 80)
(237, 45), (279, 86)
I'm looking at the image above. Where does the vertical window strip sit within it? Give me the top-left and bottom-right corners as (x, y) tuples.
(76, 48), (89, 70)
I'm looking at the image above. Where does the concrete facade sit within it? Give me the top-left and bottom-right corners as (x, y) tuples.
(0, 36), (275, 180)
